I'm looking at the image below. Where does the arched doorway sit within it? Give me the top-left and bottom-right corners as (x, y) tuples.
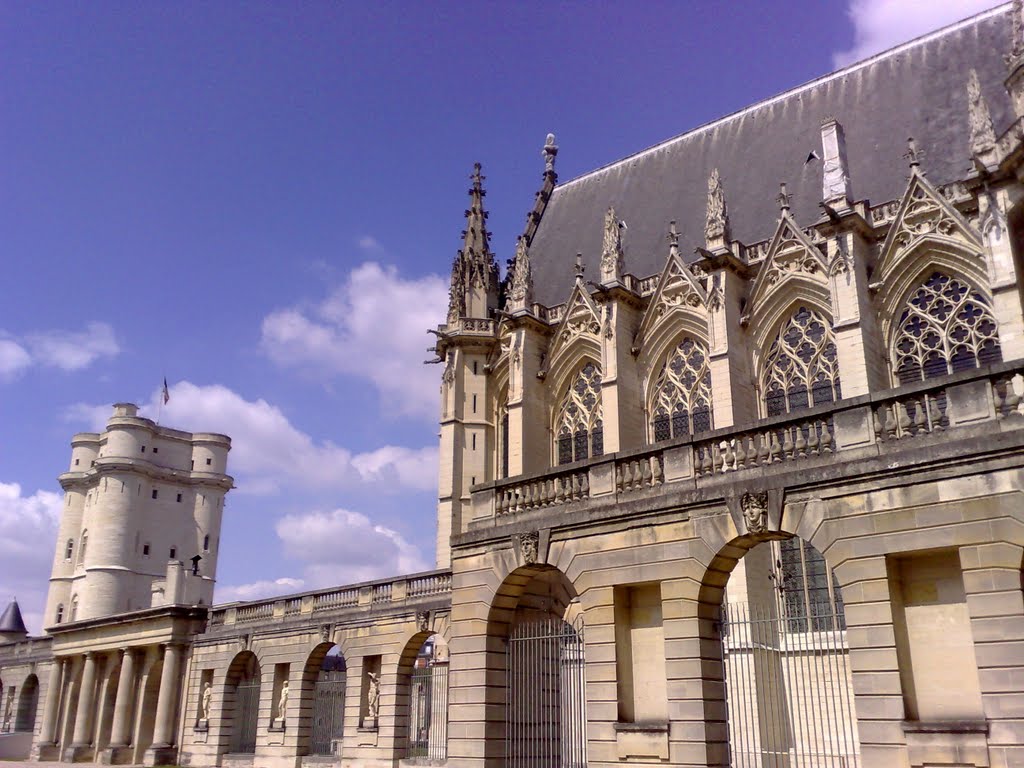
(224, 651), (260, 755)
(707, 534), (859, 768)
(301, 644), (346, 757)
(485, 564), (586, 767)
(397, 632), (449, 763)
(15, 674), (39, 733)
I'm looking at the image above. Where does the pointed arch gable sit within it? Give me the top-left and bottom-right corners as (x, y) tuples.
(747, 213), (830, 320)
(636, 252), (709, 357)
(876, 170), (983, 287)
(546, 281), (602, 366)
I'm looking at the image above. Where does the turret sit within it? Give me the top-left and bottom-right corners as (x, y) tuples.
(0, 599), (28, 643)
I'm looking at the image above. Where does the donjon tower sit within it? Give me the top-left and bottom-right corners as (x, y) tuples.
(43, 403), (233, 628)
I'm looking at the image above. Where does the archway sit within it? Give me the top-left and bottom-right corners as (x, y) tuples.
(484, 563), (585, 767)
(300, 643), (346, 757)
(223, 651), (260, 755)
(396, 632), (449, 763)
(701, 533), (859, 768)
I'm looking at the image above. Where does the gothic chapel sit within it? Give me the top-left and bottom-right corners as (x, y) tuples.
(3, 4), (1024, 768)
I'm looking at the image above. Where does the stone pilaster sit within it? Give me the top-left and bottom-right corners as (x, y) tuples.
(598, 290), (643, 453)
(708, 268), (755, 427)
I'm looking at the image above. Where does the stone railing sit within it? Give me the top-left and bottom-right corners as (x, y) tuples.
(208, 568), (453, 628)
(470, 363), (1024, 524)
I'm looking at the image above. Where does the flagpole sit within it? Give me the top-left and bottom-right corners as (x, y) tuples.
(157, 377), (169, 426)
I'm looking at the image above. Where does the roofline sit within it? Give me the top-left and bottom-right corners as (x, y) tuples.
(556, 2), (1010, 192)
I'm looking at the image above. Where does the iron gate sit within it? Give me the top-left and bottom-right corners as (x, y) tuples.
(230, 679), (261, 754)
(722, 601), (860, 768)
(407, 662), (448, 761)
(311, 672), (346, 756)
(506, 616), (586, 768)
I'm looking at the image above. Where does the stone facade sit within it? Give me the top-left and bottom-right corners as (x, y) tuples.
(3, 5), (1024, 768)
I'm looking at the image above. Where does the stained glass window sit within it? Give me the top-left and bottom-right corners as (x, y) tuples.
(762, 306), (841, 417)
(554, 361), (603, 465)
(650, 337), (713, 442)
(778, 538), (845, 633)
(892, 271), (1002, 385)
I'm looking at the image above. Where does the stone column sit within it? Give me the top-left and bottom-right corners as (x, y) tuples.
(71, 652), (98, 746)
(151, 644), (183, 748)
(109, 648), (137, 746)
(38, 657), (66, 743)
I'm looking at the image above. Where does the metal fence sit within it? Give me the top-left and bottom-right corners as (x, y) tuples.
(311, 672), (346, 756)
(230, 679), (261, 754)
(507, 616), (586, 768)
(722, 601), (860, 768)
(407, 662), (448, 762)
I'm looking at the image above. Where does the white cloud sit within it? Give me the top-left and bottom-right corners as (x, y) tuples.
(0, 322), (119, 380)
(834, 0), (1002, 68)
(261, 262), (448, 421)
(276, 507), (430, 587)
(357, 235), (383, 251)
(65, 381), (439, 496)
(0, 339), (32, 380)
(0, 482), (63, 634)
(215, 577), (306, 603)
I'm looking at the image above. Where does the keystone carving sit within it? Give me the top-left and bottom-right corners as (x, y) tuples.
(518, 531), (539, 565)
(416, 610), (430, 633)
(741, 491), (769, 535)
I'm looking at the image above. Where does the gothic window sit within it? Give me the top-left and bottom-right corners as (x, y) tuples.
(892, 271), (1002, 385)
(777, 538), (845, 633)
(554, 361), (603, 465)
(649, 337), (713, 442)
(762, 306), (841, 417)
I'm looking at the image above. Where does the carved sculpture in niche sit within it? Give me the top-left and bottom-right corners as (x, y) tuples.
(320, 623), (332, 642)
(201, 682), (212, 721)
(967, 69), (996, 155)
(277, 681), (289, 720)
(367, 672), (380, 720)
(416, 610), (430, 633)
(519, 531), (539, 565)
(705, 168), (730, 244)
(741, 491), (769, 535)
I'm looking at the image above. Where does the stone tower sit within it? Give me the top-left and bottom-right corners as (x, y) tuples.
(42, 403), (233, 628)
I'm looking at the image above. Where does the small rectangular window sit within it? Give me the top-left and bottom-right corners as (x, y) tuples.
(191, 460), (195, 469)
(152, 447), (158, 454)
(169, 547), (177, 559)
(74, 458), (80, 466)
(151, 489), (158, 499)
(206, 458), (212, 466)
(141, 446), (146, 452)
(176, 493), (183, 503)
(143, 544), (151, 556)
(472, 394), (477, 413)
(203, 534), (210, 552)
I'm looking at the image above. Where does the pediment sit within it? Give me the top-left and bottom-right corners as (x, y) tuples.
(748, 212), (829, 313)
(877, 170), (982, 281)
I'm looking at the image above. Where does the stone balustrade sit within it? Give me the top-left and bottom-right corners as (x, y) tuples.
(470, 362), (1024, 524)
(207, 568), (452, 629)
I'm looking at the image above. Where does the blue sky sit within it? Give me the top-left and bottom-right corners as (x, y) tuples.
(0, 0), (1003, 632)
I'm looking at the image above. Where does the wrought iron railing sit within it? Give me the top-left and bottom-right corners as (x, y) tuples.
(476, 363), (1024, 521)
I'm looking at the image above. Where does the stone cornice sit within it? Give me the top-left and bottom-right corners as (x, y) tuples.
(58, 457), (234, 492)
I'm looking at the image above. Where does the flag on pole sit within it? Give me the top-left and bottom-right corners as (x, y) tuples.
(162, 378), (170, 405)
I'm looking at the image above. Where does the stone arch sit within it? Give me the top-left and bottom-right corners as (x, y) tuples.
(299, 642), (346, 757)
(481, 563), (581, 763)
(221, 650), (261, 755)
(394, 629), (447, 762)
(695, 525), (857, 768)
(749, 272), (833, 354)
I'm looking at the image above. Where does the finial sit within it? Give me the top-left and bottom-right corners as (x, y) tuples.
(1010, 0), (1024, 63)
(904, 137), (924, 169)
(667, 220), (680, 258)
(470, 162), (485, 192)
(543, 133), (558, 174)
(574, 253), (585, 280)
(777, 182), (791, 212)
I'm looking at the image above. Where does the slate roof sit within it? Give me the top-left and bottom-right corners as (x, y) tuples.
(0, 599), (27, 635)
(527, 4), (1014, 307)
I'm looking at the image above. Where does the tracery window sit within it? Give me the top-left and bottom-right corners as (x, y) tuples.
(649, 337), (713, 442)
(554, 361), (603, 465)
(892, 271), (1002, 385)
(762, 306), (841, 417)
(777, 538), (845, 633)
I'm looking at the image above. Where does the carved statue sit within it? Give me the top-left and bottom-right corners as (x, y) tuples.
(1011, 0), (1024, 63)
(519, 531), (539, 565)
(600, 206), (624, 282)
(446, 256), (465, 326)
(507, 236), (533, 306)
(740, 491), (769, 535)
(705, 168), (730, 243)
(967, 69), (996, 155)
(416, 610), (430, 633)
(543, 133), (558, 173)
(201, 681), (212, 720)
(277, 680), (289, 720)
(367, 672), (380, 720)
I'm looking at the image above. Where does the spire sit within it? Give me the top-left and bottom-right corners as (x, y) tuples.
(600, 206), (625, 283)
(705, 168), (730, 247)
(506, 236), (534, 312)
(820, 117), (851, 206)
(446, 163), (499, 325)
(967, 69), (996, 156)
(0, 598), (27, 640)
